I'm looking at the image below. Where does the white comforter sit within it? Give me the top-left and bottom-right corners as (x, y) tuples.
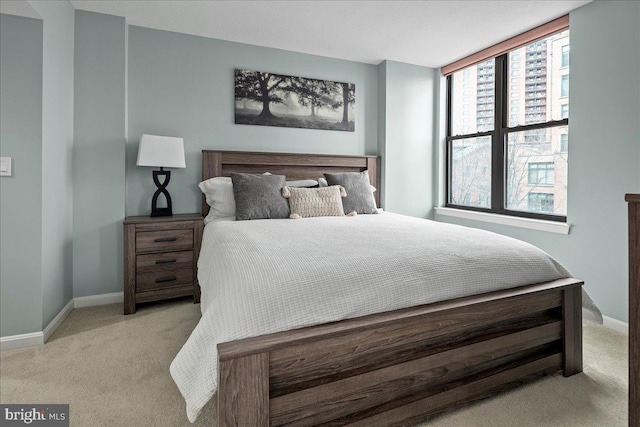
(170, 212), (599, 422)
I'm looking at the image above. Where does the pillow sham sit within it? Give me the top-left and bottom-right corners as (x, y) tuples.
(231, 173), (290, 220)
(198, 177), (235, 223)
(324, 171), (378, 215)
(286, 179), (319, 188)
(319, 177), (376, 193)
(282, 185), (355, 219)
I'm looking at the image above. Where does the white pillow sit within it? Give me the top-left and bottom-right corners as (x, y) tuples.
(319, 177), (375, 192)
(286, 179), (319, 188)
(198, 177), (235, 224)
(265, 172), (318, 188)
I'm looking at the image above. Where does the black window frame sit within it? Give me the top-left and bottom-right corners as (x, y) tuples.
(446, 51), (569, 222)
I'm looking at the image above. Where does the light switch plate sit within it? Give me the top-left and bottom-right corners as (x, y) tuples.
(0, 157), (12, 176)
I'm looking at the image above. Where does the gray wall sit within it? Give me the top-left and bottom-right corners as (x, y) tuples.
(0, 15), (44, 336)
(126, 26), (378, 216)
(73, 11), (126, 297)
(436, 0), (640, 323)
(378, 61), (435, 218)
(29, 0), (75, 329)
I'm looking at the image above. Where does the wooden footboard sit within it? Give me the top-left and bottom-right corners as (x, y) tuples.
(217, 278), (583, 427)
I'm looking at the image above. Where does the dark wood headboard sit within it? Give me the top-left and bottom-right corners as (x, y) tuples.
(201, 150), (381, 216)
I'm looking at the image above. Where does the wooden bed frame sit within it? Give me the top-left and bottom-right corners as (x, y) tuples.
(626, 194), (639, 427)
(201, 150), (583, 427)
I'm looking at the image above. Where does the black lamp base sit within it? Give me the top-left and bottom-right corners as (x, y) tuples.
(151, 168), (173, 217)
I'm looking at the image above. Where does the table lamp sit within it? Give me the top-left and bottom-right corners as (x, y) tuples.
(136, 134), (186, 217)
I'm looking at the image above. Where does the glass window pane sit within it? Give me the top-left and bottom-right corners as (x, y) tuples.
(507, 30), (570, 127)
(561, 45), (570, 68)
(450, 136), (492, 208)
(451, 60), (495, 136)
(506, 127), (568, 215)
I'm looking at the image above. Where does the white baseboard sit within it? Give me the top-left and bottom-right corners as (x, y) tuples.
(0, 332), (44, 351)
(1, 292), (124, 351)
(73, 292), (124, 308)
(602, 315), (629, 335)
(43, 299), (74, 343)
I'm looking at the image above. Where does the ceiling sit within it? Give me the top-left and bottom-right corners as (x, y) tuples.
(0, 0), (40, 20)
(13, 1), (592, 68)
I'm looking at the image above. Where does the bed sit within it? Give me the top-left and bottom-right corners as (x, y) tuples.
(171, 150), (591, 427)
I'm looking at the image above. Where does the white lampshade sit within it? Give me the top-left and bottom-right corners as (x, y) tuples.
(136, 134), (186, 168)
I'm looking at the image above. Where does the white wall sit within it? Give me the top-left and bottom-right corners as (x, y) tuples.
(73, 11), (127, 298)
(30, 0), (75, 329)
(0, 14), (44, 336)
(378, 60), (436, 218)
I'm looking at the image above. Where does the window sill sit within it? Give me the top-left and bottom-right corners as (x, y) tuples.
(434, 207), (571, 235)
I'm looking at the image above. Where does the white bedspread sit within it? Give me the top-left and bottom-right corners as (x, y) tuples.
(170, 212), (600, 422)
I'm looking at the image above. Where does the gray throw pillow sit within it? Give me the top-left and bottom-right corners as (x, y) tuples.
(231, 173), (290, 220)
(324, 171), (377, 214)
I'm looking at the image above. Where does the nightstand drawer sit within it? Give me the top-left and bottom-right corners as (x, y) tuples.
(136, 229), (193, 253)
(136, 251), (193, 274)
(136, 268), (193, 292)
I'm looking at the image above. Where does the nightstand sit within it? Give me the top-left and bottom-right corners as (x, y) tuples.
(123, 214), (203, 314)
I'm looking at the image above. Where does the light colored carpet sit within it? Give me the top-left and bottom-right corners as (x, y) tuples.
(0, 298), (628, 426)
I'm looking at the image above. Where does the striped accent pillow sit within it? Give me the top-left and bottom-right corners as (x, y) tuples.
(283, 185), (354, 219)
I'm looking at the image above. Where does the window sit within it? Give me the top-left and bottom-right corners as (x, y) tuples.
(561, 45), (570, 68)
(528, 193), (555, 213)
(447, 29), (569, 221)
(559, 133), (568, 152)
(561, 75), (569, 97)
(528, 162), (554, 186)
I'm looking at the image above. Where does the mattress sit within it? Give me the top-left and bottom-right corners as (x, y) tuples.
(170, 212), (600, 422)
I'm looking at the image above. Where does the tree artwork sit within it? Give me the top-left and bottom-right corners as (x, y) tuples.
(234, 69), (355, 132)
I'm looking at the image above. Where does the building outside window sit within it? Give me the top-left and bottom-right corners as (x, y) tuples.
(528, 162), (554, 186)
(560, 134), (568, 152)
(561, 45), (570, 67)
(528, 193), (555, 213)
(446, 27), (569, 220)
(561, 75), (569, 97)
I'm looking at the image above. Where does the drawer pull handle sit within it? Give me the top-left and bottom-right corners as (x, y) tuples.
(156, 276), (177, 283)
(154, 237), (177, 243)
(155, 258), (177, 265)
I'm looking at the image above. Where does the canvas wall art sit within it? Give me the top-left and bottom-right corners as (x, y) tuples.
(234, 69), (355, 132)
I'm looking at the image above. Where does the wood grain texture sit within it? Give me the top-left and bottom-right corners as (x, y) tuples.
(123, 215), (203, 314)
(136, 250), (193, 273)
(135, 285), (193, 303)
(201, 150), (382, 212)
(627, 194), (639, 427)
(562, 285), (583, 376)
(124, 224), (136, 315)
(216, 280), (582, 426)
(136, 268), (193, 292)
(269, 293), (562, 396)
(269, 322), (561, 426)
(123, 213), (204, 225)
(218, 353), (269, 427)
(136, 229), (193, 254)
(345, 353), (562, 427)
(219, 280), (579, 361)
